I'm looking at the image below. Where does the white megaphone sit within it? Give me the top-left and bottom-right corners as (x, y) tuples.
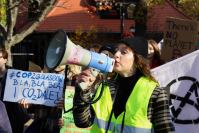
(45, 30), (115, 74)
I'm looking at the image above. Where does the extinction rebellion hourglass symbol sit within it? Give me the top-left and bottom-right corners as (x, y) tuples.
(166, 76), (199, 124)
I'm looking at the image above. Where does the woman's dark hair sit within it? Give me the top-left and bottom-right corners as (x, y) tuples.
(0, 48), (8, 59)
(148, 39), (165, 68)
(134, 51), (157, 82)
(148, 39), (161, 60)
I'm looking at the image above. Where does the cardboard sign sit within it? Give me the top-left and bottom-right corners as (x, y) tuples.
(3, 69), (64, 107)
(162, 17), (198, 62)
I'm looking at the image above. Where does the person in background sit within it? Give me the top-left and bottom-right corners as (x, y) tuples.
(99, 43), (116, 58)
(122, 26), (135, 39)
(0, 48), (29, 133)
(73, 37), (175, 133)
(25, 64), (82, 133)
(89, 44), (101, 53)
(98, 43), (117, 80)
(58, 64), (83, 132)
(148, 39), (165, 69)
(0, 100), (12, 133)
(24, 65), (65, 133)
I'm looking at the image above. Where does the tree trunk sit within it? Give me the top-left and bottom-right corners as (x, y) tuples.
(134, 0), (147, 37)
(6, 47), (12, 67)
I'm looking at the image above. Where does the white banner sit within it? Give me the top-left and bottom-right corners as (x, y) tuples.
(3, 69), (65, 107)
(151, 50), (199, 133)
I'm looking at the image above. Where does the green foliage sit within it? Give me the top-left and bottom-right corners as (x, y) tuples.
(0, 0), (7, 27)
(93, 0), (199, 20)
(69, 26), (99, 49)
(146, 0), (165, 7)
(177, 0), (199, 20)
(154, 0), (199, 20)
(147, 0), (199, 20)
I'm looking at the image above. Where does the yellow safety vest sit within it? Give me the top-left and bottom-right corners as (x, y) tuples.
(91, 76), (157, 133)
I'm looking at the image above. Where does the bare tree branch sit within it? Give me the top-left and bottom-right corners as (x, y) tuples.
(6, 0), (19, 43)
(7, 0), (22, 10)
(5, 0), (57, 49)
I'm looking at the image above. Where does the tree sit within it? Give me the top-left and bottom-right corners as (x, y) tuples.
(137, 0), (199, 36)
(127, 0), (164, 37)
(171, 0), (199, 20)
(133, 0), (148, 37)
(87, 0), (165, 37)
(148, 0), (199, 20)
(69, 26), (99, 49)
(86, 0), (198, 38)
(0, 0), (58, 65)
(0, 0), (7, 27)
(1, 0), (197, 66)
(0, 0), (7, 42)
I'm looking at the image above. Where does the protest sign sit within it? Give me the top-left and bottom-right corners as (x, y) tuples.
(162, 17), (198, 62)
(151, 50), (199, 133)
(3, 69), (64, 107)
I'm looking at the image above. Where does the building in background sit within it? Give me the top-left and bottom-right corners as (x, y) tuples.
(13, 0), (191, 70)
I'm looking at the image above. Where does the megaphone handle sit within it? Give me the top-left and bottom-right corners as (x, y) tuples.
(79, 68), (99, 91)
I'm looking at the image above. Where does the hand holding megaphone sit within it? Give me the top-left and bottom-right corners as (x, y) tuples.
(76, 68), (99, 91)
